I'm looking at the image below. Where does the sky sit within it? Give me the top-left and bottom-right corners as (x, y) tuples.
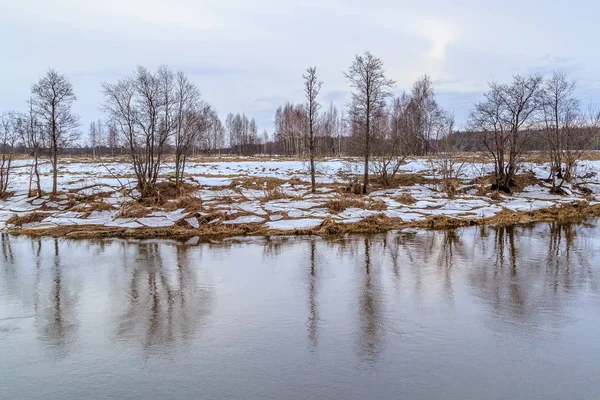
(2, 0), (600, 142)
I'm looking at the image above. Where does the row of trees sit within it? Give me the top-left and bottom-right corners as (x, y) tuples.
(470, 72), (600, 193)
(2, 54), (599, 200)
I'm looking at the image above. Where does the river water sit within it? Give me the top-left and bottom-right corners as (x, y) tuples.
(1, 222), (600, 399)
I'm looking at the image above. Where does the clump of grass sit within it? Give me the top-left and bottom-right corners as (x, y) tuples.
(139, 181), (198, 207)
(324, 195), (387, 213)
(512, 171), (540, 191)
(489, 191), (502, 201)
(7, 212), (48, 226)
(261, 188), (299, 202)
(393, 193), (418, 204)
(325, 196), (367, 213)
(237, 177), (286, 191)
(426, 215), (473, 230)
(163, 195), (204, 213)
(118, 202), (151, 218)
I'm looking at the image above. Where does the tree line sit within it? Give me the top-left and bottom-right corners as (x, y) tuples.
(1, 52), (599, 199)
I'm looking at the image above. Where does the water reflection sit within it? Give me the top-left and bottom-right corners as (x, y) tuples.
(307, 238), (319, 348)
(356, 237), (384, 361)
(0, 220), (599, 379)
(114, 243), (213, 355)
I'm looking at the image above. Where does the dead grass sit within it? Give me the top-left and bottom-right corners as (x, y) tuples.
(324, 195), (387, 213)
(7, 212), (48, 226)
(11, 201), (600, 240)
(260, 188), (300, 202)
(237, 177), (286, 191)
(117, 202), (151, 219)
(392, 193), (418, 204)
(162, 195), (204, 213)
(139, 181), (198, 207)
(484, 201), (600, 226)
(512, 171), (540, 191)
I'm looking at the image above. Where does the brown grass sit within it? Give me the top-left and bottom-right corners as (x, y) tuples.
(11, 201), (600, 240)
(140, 181), (199, 207)
(261, 188), (300, 202)
(118, 202), (151, 218)
(324, 195), (387, 213)
(393, 193), (418, 204)
(163, 195), (204, 213)
(512, 171), (540, 191)
(7, 212), (48, 226)
(237, 177), (286, 191)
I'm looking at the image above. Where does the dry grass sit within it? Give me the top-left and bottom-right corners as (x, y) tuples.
(236, 177), (286, 191)
(162, 195), (204, 213)
(11, 201), (600, 240)
(392, 193), (418, 204)
(140, 181), (198, 207)
(7, 212), (48, 226)
(512, 171), (540, 191)
(117, 202), (151, 218)
(260, 188), (300, 202)
(324, 195), (387, 213)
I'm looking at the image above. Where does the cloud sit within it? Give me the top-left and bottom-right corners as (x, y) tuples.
(1, 0), (600, 134)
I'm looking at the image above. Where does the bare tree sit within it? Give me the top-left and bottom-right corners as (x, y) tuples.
(102, 66), (171, 198)
(470, 74), (542, 192)
(31, 69), (80, 196)
(89, 121), (98, 158)
(21, 98), (44, 197)
(345, 52), (395, 193)
(0, 113), (19, 198)
(540, 72), (583, 192)
(106, 122), (119, 156)
(371, 94), (418, 186)
(407, 75), (447, 155)
(303, 67), (322, 193)
(173, 71), (212, 187)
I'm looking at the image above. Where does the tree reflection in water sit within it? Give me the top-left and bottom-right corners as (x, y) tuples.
(1, 220), (599, 365)
(307, 238), (319, 349)
(115, 242), (213, 355)
(356, 236), (384, 361)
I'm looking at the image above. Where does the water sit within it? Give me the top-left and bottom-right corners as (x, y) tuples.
(1, 222), (600, 399)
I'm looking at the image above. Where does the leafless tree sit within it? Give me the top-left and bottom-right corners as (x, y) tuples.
(227, 113), (258, 155)
(102, 66), (171, 198)
(106, 122), (119, 156)
(539, 72), (598, 192)
(206, 110), (225, 155)
(21, 98), (44, 197)
(345, 51), (395, 193)
(429, 116), (465, 198)
(407, 75), (447, 155)
(274, 103), (306, 156)
(371, 94), (417, 186)
(303, 67), (322, 193)
(173, 71), (212, 187)
(470, 74), (543, 192)
(31, 69), (80, 196)
(0, 112), (19, 198)
(89, 121), (98, 158)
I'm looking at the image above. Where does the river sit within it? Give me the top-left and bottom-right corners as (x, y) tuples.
(1, 222), (600, 399)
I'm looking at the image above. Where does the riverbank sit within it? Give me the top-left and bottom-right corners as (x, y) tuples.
(2, 156), (600, 239)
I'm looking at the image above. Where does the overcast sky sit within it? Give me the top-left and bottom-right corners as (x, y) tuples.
(2, 0), (600, 140)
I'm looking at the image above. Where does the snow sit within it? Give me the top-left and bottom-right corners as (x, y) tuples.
(266, 218), (323, 230)
(223, 215), (265, 224)
(3, 156), (600, 234)
(137, 217), (175, 227)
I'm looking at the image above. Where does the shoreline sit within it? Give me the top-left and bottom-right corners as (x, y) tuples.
(7, 201), (600, 240)
(3, 157), (600, 240)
